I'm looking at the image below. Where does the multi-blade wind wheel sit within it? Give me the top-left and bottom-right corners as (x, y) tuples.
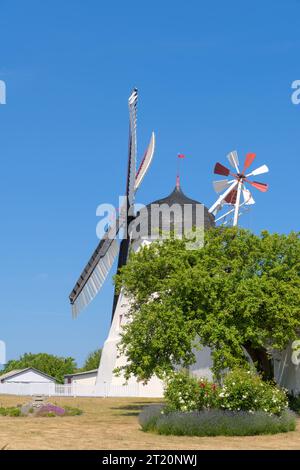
(209, 151), (269, 226)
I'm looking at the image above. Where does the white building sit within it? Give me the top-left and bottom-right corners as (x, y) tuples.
(0, 367), (56, 384)
(64, 369), (98, 386)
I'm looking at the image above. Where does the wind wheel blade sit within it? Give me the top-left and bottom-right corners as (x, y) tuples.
(213, 179), (233, 193)
(247, 180), (269, 192)
(227, 151), (240, 172)
(242, 153), (256, 173)
(224, 188), (238, 204)
(135, 132), (155, 191)
(246, 164), (269, 177)
(242, 187), (255, 205)
(214, 162), (231, 176)
(209, 180), (238, 214)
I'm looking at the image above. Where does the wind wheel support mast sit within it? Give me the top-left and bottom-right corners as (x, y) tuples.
(209, 150), (269, 226)
(69, 89), (155, 319)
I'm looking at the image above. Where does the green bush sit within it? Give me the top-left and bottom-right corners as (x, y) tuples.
(64, 406), (83, 416)
(139, 405), (296, 436)
(0, 407), (8, 416)
(164, 371), (219, 412)
(139, 404), (164, 432)
(220, 368), (288, 415)
(164, 369), (289, 416)
(7, 407), (22, 417)
(0, 406), (22, 417)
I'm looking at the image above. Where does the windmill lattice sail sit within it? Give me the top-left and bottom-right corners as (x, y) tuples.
(69, 89), (155, 318)
(69, 218), (122, 318)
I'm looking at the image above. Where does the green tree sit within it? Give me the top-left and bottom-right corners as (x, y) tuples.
(115, 228), (300, 382)
(0, 353), (77, 383)
(81, 349), (102, 371)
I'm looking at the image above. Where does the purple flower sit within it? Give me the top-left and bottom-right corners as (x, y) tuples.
(38, 404), (65, 416)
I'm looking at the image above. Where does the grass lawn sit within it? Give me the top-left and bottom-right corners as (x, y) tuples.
(0, 395), (299, 450)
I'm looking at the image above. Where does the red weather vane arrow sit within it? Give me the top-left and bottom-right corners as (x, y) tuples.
(176, 153), (186, 188)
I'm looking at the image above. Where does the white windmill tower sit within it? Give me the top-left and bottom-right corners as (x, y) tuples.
(209, 151), (269, 226)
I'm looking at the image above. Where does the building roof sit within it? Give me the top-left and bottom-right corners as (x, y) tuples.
(64, 369), (98, 378)
(0, 367), (56, 382)
(0, 369), (24, 381)
(134, 182), (215, 239)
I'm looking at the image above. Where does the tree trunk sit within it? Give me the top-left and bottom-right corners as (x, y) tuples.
(243, 342), (274, 381)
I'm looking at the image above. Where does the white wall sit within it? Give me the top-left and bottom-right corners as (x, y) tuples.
(4, 370), (54, 384)
(72, 373), (97, 386)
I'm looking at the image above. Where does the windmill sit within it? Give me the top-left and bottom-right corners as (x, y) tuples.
(69, 89), (155, 319)
(209, 151), (269, 226)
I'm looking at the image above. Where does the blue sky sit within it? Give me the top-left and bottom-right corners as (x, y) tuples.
(0, 0), (300, 367)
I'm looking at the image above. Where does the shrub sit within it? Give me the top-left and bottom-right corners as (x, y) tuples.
(0, 407), (7, 416)
(164, 371), (219, 412)
(64, 406), (83, 416)
(7, 407), (21, 417)
(288, 394), (300, 414)
(0, 407), (22, 417)
(164, 369), (289, 416)
(220, 368), (288, 415)
(138, 404), (164, 432)
(139, 405), (296, 436)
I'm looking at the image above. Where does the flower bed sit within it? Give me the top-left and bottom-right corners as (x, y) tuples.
(0, 402), (82, 417)
(139, 405), (296, 436)
(139, 368), (296, 436)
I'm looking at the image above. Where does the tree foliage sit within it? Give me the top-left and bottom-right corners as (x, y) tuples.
(115, 227), (300, 381)
(0, 352), (77, 383)
(81, 348), (102, 371)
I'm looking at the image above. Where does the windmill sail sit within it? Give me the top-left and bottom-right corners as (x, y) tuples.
(70, 89), (155, 319)
(135, 132), (155, 191)
(127, 88), (138, 210)
(69, 220), (122, 318)
(110, 89), (139, 320)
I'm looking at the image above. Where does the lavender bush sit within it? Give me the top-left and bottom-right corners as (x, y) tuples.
(37, 404), (65, 416)
(139, 405), (296, 436)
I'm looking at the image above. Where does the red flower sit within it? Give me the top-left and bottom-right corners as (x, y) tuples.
(211, 384), (217, 391)
(199, 382), (206, 388)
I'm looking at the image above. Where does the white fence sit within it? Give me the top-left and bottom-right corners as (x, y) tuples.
(0, 382), (91, 397)
(0, 381), (141, 398)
